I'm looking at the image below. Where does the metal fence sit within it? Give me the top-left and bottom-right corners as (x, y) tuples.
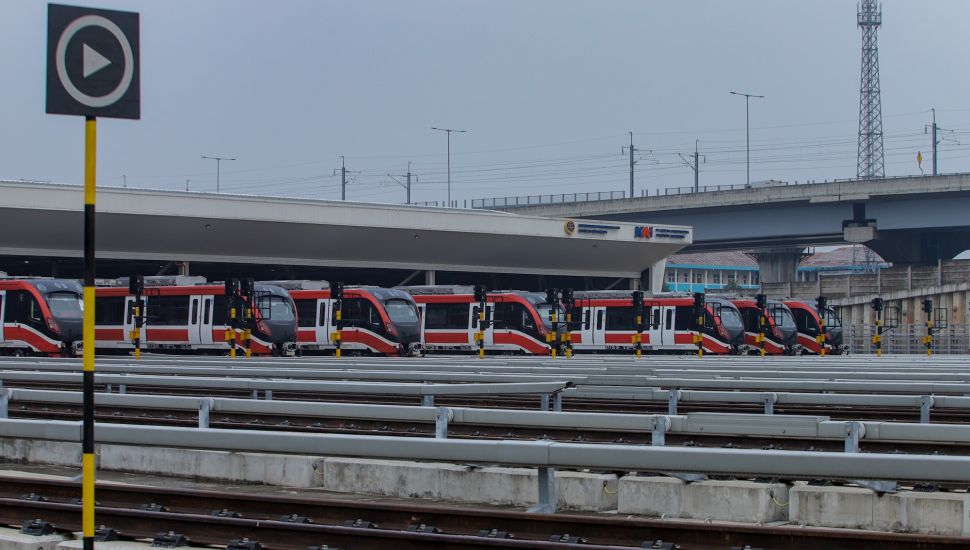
(470, 191), (626, 209)
(845, 324), (969, 355)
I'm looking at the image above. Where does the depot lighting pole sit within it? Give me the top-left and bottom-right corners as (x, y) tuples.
(729, 91), (764, 186)
(201, 155), (236, 192)
(431, 127), (466, 206)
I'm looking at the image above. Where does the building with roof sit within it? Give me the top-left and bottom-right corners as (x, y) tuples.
(665, 245), (889, 293)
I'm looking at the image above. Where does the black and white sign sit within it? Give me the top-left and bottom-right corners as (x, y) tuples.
(46, 3), (140, 119)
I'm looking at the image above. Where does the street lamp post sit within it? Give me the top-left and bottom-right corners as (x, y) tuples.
(431, 127), (466, 206)
(201, 155), (236, 192)
(729, 91), (764, 186)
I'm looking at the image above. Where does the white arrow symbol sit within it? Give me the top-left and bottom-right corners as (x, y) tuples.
(82, 43), (111, 78)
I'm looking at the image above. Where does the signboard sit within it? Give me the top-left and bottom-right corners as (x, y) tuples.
(46, 3), (140, 119)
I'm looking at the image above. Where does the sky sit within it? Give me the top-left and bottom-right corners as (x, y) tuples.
(2, 0), (969, 206)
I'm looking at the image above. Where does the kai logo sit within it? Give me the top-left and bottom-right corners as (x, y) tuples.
(634, 226), (652, 238)
(564, 220), (576, 235)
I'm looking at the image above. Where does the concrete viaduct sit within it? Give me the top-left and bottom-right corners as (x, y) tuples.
(503, 174), (970, 283)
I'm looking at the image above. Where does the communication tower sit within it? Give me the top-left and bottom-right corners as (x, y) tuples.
(856, 0), (885, 180)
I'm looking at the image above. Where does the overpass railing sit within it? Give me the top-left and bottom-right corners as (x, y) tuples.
(468, 190), (626, 209)
(845, 324), (970, 355)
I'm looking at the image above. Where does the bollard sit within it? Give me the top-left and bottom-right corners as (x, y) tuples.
(763, 393), (777, 415)
(528, 467), (557, 513)
(667, 389), (681, 416)
(434, 407), (451, 439)
(844, 421), (863, 453)
(198, 399), (211, 429)
(920, 395), (934, 424)
(650, 415), (669, 446)
(540, 393), (550, 411)
(553, 391), (563, 412)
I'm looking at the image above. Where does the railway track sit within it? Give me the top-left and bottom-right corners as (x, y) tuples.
(0, 475), (965, 549)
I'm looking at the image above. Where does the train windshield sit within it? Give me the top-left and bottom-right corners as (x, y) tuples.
(717, 306), (743, 330)
(385, 299), (419, 323)
(533, 303), (557, 328)
(46, 292), (83, 319)
(776, 308), (797, 329)
(823, 307), (842, 327)
(266, 296), (295, 321)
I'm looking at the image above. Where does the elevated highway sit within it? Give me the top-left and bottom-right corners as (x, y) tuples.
(505, 174), (970, 270)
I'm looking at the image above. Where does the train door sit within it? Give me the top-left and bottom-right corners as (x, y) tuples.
(123, 296), (137, 344)
(659, 306), (675, 347)
(415, 303), (427, 345)
(316, 299), (330, 345)
(647, 305), (663, 349)
(591, 306), (606, 347)
(0, 291), (5, 343)
(188, 295), (214, 345)
(574, 305), (593, 349)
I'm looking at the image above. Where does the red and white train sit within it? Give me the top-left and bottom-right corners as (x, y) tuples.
(0, 278), (84, 356)
(401, 286), (555, 355)
(401, 286), (745, 355)
(730, 297), (798, 355)
(570, 292), (744, 354)
(784, 300), (846, 355)
(268, 281), (423, 357)
(94, 276), (298, 356)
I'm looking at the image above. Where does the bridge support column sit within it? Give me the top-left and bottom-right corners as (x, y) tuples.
(425, 270), (436, 285)
(176, 261), (190, 276)
(747, 247), (806, 285)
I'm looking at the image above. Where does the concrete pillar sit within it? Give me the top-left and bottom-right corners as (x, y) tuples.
(639, 259), (667, 293)
(425, 270), (436, 285)
(176, 261), (190, 276)
(747, 247), (806, 284)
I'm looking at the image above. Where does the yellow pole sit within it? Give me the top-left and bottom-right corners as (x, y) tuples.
(82, 116), (97, 550)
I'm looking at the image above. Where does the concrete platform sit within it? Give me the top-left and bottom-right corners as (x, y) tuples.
(0, 526), (70, 550)
(323, 457), (617, 511)
(790, 484), (970, 536)
(98, 444), (325, 488)
(618, 475), (789, 523)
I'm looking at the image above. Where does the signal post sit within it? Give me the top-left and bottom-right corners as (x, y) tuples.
(755, 294), (768, 358)
(816, 296), (828, 357)
(871, 297), (883, 357)
(632, 290), (644, 359)
(46, 5), (141, 548)
(693, 292), (705, 358)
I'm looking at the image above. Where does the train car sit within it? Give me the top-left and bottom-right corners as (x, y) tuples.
(0, 277), (83, 356)
(399, 286), (553, 355)
(784, 300), (847, 355)
(268, 281), (422, 357)
(730, 297), (798, 355)
(94, 276), (297, 356)
(570, 292), (744, 354)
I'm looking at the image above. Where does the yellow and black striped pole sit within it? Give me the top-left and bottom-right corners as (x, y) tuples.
(82, 116), (97, 550)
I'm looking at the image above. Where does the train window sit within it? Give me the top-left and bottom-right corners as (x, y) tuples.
(583, 308), (590, 330)
(605, 307), (635, 331)
(665, 309), (673, 330)
(0, 295), (3, 321)
(27, 296), (42, 323)
(203, 300), (211, 324)
(596, 310), (603, 331)
(472, 306), (479, 328)
(674, 306), (693, 330)
(295, 300), (317, 328)
(191, 300), (199, 324)
(212, 295), (227, 325)
(95, 296), (125, 324)
(318, 303), (327, 327)
(425, 303), (469, 330)
(148, 296), (190, 326)
(653, 308), (661, 329)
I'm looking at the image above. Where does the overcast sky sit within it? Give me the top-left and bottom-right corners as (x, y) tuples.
(2, 0), (969, 205)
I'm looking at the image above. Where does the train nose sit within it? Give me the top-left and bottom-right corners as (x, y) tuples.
(58, 319), (83, 343)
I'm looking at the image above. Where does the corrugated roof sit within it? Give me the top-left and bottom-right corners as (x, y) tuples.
(801, 245), (886, 267)
(668, 250), (758, 267)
